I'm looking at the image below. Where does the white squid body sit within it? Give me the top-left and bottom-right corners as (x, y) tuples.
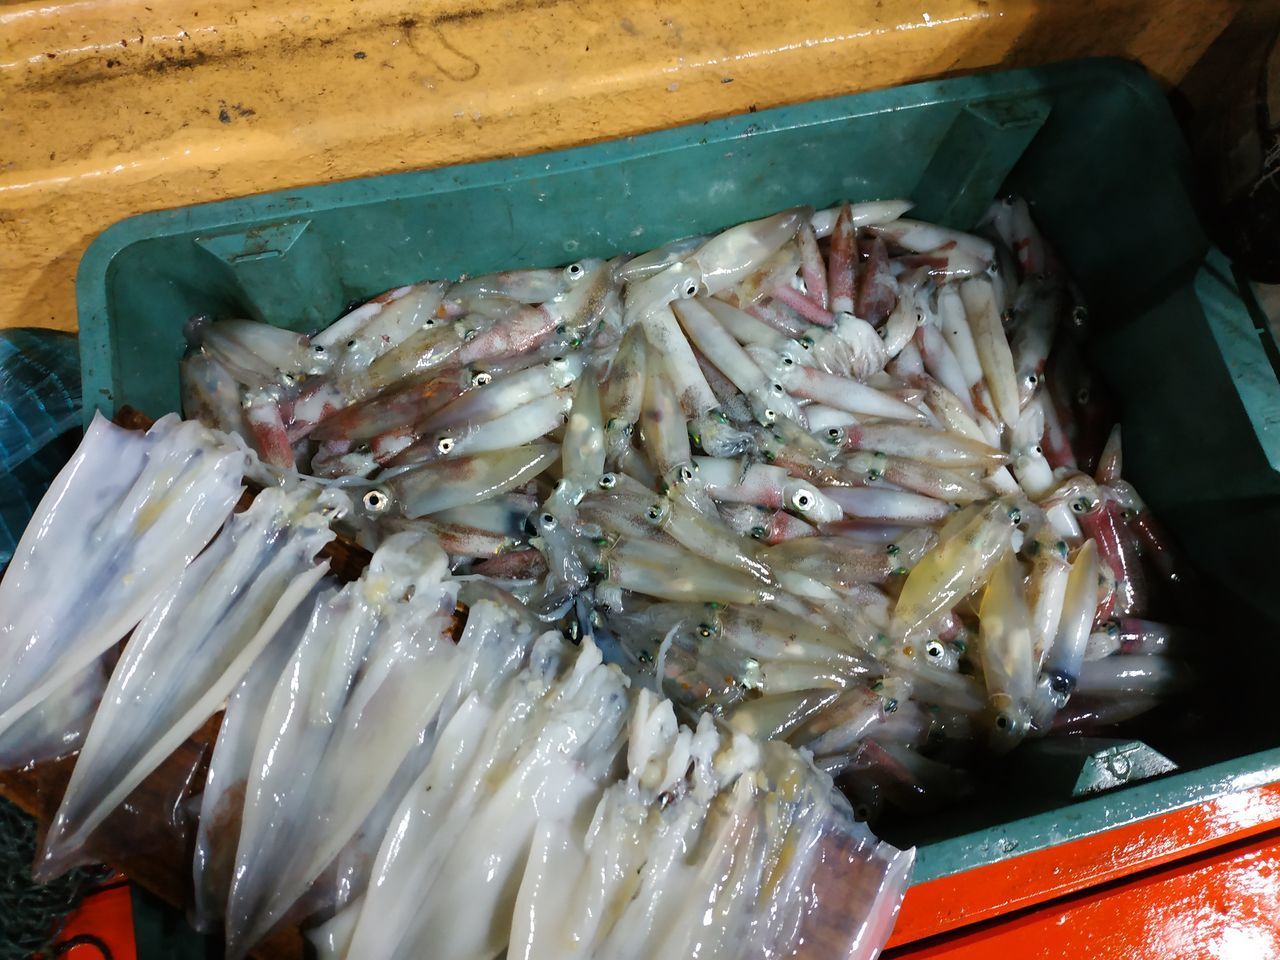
(38, 483), (342, 881)
(191, 584), (336, 932)
(345, 613), (629, 960)
(224, 531), (462, 958)
(0, 413), (247, 743)
(507, 691), (914, 960)
(0, 657), (109, 770)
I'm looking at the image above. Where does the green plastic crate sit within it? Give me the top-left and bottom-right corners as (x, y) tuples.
(74, 57), (1280, 946)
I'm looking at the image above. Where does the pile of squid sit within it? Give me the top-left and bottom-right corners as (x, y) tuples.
(0, 417), (910, 958)
(182, 195), (1186, 758)
(0, 194), (1188, 958)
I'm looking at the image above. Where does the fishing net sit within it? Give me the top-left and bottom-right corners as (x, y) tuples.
(0, 328), (82, 568)
(0, 796), (112, 959)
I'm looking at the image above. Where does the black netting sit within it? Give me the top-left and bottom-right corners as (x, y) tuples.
(0, 796), (111, 959)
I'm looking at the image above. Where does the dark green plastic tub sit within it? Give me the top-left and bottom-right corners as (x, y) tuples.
(75, 57), (1280, 925)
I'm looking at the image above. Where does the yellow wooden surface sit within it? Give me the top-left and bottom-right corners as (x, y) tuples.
(0, 0), (1240, 332)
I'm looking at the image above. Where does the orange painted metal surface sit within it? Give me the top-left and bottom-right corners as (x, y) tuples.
(54, 878), (137, 960)
(0, 0), (1241, 332)
(886, 828), (1280, 959)
(889, 781), (1280, 948)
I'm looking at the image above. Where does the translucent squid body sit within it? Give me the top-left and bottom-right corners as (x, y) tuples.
(0, 415), (247, 743)
(39, 485), (343, 880)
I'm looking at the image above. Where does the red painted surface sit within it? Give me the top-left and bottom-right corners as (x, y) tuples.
(50, 783), (1280, 958)
(885, 828), (1280, 959)
(889, 781), (1280, 947)
(51, 877), (137, 960)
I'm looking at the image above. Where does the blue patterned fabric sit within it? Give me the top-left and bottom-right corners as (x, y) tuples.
(0, 330), (81, 566)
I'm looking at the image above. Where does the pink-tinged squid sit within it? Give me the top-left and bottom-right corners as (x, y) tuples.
(959, 277), (1020, 429)
(835, 422), (1004, 468)
(693, 457), (843, 522)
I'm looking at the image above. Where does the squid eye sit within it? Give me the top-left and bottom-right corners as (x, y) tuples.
(362, 489), (390, 514)
(799, 335), (815, 349)
(925, 640), (945, 660)
(750, 525), (767, 540)
(1007, 507), (1022, 524)
(540, 512), (556, 529)
(598, 473), (618, 489)
(791, 488), (815, 512)
(886, 543), (900, 557)
(564, 262), (585, 281)
(697, 623), (714, 638)
(436, 436), (456, 455)
(471, 370), (492, 386)
(312, 344), (326, 353)
(761, 408), (777, 424)
(781, 353), (796, 366)
(826, 427), (842, 442)
(1026, 373), (1039, 388)
(867, 468), (882, 482)
(1071, 306), (1089, 329)
(346, 339), (357, 348)
(769, 382), (785, 397)
(553, 478), (566, 492)
(915, 310), (926, 326)
(1076, 387), (1091, 405)
(678, 464), (696, 483)
(555, 324), (567, 335)
(424, 317), (436, 326)
(995, 713), (1012, 730)
(645, 504), (664, 521)
(681, 279), (700, 299)
(1071, 497), (1089, 514)
(1032, 444), (1043, 456)
(552, 355), (566, 365)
